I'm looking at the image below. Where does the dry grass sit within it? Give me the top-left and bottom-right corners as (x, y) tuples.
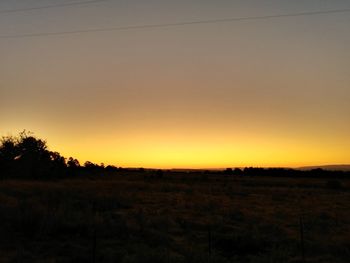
(0, 172), (349, 262)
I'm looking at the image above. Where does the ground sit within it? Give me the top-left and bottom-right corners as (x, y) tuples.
(0, 171), (349, 263)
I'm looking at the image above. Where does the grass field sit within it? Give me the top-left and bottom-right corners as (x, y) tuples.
(0, 171), (349, 263)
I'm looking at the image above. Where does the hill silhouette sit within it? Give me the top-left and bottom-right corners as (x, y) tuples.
(299, 164), (350, 171)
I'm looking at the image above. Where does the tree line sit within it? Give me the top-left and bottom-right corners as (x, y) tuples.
(0, 131), (349, 180)
(0, 131), (118, 179)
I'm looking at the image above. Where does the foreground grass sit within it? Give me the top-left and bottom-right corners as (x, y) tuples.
(0, 172), (349, 263)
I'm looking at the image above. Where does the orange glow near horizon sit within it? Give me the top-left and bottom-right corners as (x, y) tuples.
(2, 123), (348, 169)
(51, 134), (350, 169)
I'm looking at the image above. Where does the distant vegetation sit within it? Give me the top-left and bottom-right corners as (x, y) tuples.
(0, 131), (349, 180)
(0, 131), (117, 179)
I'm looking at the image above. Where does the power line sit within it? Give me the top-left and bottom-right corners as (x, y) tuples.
(1, 7), (350, 39)
(0, 0), (108, 14)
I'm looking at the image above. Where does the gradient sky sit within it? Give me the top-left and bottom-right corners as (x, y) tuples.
(1, 0), (350, 168)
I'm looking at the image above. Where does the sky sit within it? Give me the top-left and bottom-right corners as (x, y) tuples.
(1, 0), (350, 168)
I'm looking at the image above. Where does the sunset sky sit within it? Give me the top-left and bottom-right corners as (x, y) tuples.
(1, 0), (349, 168)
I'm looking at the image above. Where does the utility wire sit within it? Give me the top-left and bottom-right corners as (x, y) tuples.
(0, 0), (108, 14)
(1, 8), (350, 39)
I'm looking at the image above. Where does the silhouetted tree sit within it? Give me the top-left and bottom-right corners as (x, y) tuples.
(0, 135), (18, 161)
(105, 165), (118, 172)
(0, 131), (67, 178)
(233, 168), (243, 176)
(48, 151), (67, 176)
(224, 168), (233, 175)
(66, 157), (80, 176)
(67, 157), (80, 168)
(16, 131), (51, 178)
(0, 135), (18, 176)
(84, 161), (97, 169)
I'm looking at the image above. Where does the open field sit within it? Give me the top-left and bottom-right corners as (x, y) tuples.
(0, 171), (349, 263)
